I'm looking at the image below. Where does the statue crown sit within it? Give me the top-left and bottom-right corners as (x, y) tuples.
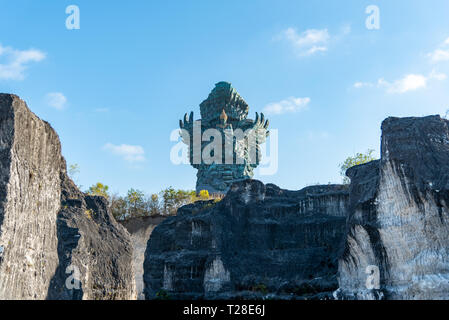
(200, 82), (249, 122)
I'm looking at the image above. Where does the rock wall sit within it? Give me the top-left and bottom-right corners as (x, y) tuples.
(120, 215), (167, 300)
(144, 180), (349, 299)
(338, 115), (449, 300)
(0, 94), (62, 299)
(0, 94), (136, 300)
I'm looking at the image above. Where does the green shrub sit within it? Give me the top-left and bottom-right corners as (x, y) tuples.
(252, 283), (268, 295)
(155, 289), (171, 300)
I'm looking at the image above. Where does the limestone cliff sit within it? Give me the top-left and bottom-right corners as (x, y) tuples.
(144, 180), (349, 299)
(0, 94), (136, 300)
(120, 215), (167, 300)
(338, 115), (449, 300)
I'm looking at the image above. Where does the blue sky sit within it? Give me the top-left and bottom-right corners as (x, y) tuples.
(2, 0), (449, 194)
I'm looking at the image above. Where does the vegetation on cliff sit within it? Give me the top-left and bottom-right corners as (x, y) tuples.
(339, 149), (377, 184)
(69, 173), (223, 221)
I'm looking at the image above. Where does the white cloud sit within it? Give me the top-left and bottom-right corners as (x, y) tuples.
(428, 37), (449, 63)
(263, 97), (310, 115)
(103, 143), (146, 163)
(353, 81), (373, 89)
(0, 44), (46, 80)
(428, 49), (449, 62)
(278, 28), (330, 57)
(354, 70), (446, 94)
(383, 74), (428, 94)
(306, 46), (328, 55)
(46, 92), (67, 110)
(429, 69), (447, 81)
(276, 25), (350, 57)
(355, 37), (449, 93)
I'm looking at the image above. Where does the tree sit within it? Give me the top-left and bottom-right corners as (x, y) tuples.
(161, 187), (178, 215)
(68, 163), (81, 187)
(87, 182), (110, 199)
(107, 186), (221, 222)
(68, 163), (80, 179)
(126, 188), (146, 218)
(198, 190), (210, 200)
(340, 149), (377, 184)
(110, 193), (127, 221)
(146, 194), (161, 216)
(87, 184), (219, 222)
(161, 187), (195, 215)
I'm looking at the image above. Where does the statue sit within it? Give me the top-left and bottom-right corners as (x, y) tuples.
(179, 82), (270, 194)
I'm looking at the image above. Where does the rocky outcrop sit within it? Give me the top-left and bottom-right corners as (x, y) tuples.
(144, 180), (349, 299)
(338, 115), (449, 300)
(120, 215), (167, 300)
(0, 94), (135, 300)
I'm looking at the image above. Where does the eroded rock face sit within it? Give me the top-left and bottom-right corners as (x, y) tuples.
(338, 115), (449, 300)
(0, 94), (135, 300)
(144, 180), (348, 299)
(0, 94), (62, 299)
(120, 216), (167, 300)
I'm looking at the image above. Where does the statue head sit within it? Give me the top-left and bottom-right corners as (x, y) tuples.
(200, 82), (249, 122)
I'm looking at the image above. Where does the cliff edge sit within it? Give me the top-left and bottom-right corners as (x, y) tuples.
(0, 94), (136, 300)
(144, 180), (349, 299)
(338, 115), (449, 299)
